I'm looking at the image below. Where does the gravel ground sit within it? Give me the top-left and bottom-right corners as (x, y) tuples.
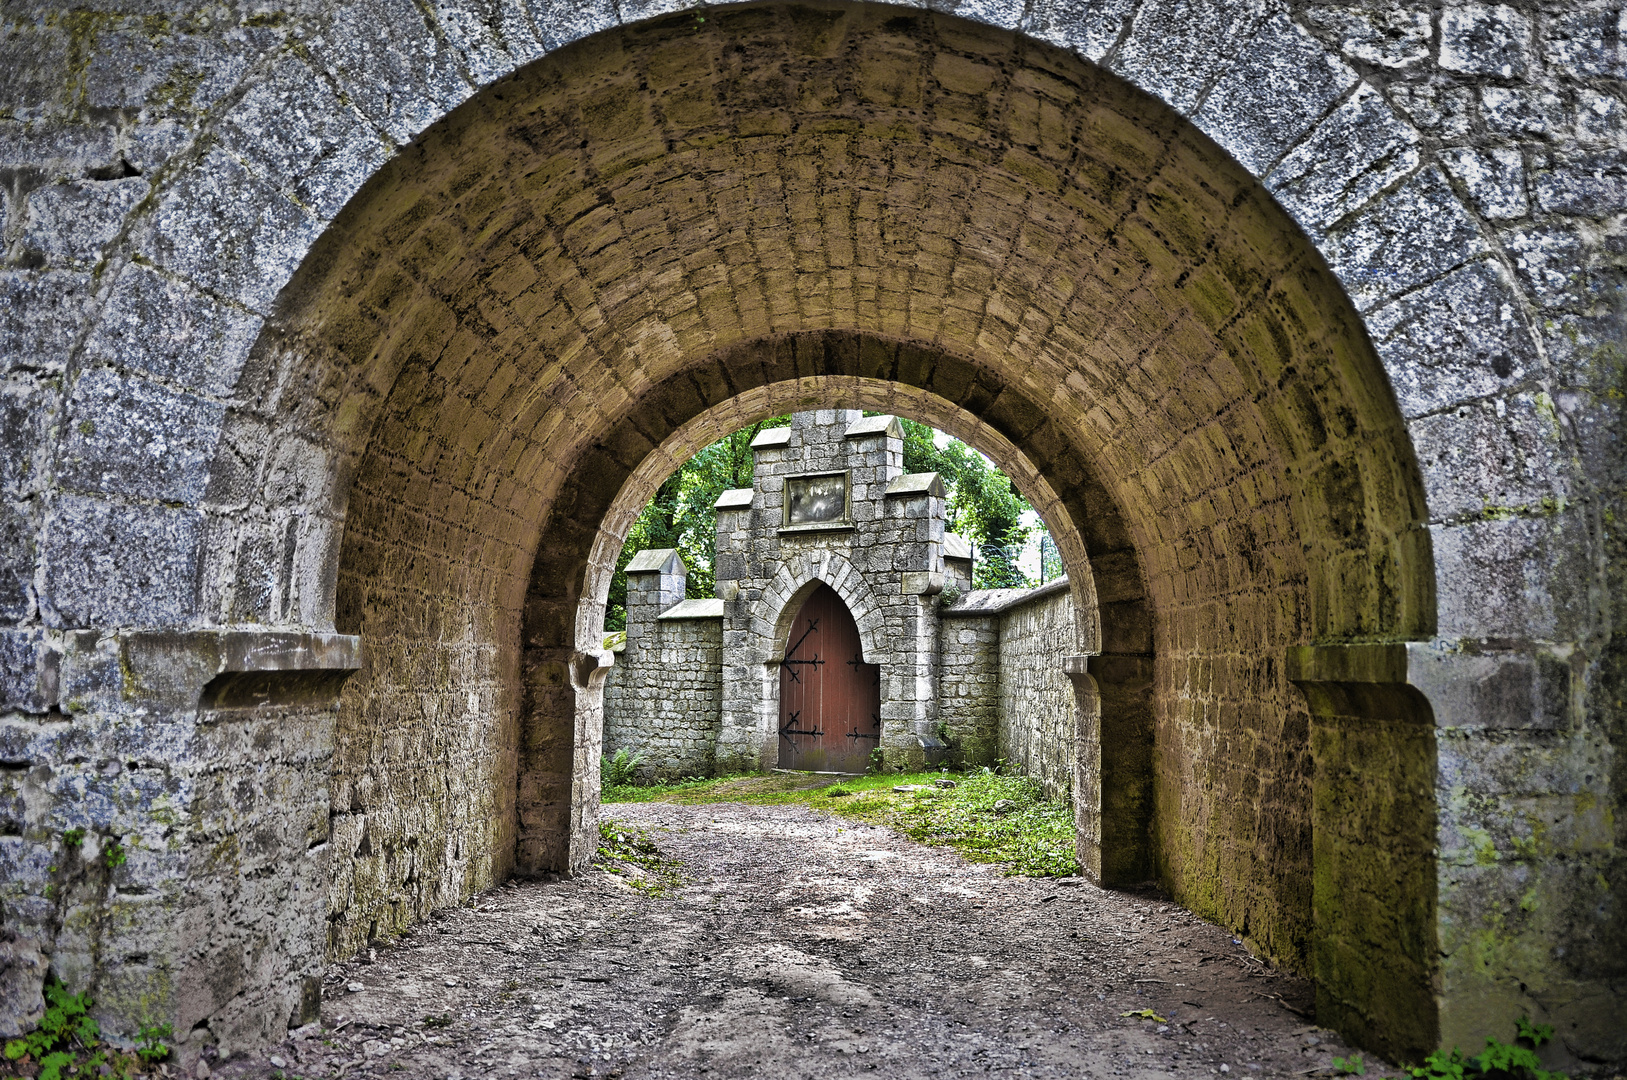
(213, 801), (1376, 1080)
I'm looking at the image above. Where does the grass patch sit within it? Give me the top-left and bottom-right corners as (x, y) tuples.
(611, 767), (1079, 877)
(595, 820), (685, 897)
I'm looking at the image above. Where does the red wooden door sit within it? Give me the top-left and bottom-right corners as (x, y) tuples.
(778, 584), (881, 773)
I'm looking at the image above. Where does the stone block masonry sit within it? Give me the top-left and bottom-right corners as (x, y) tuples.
(1, 0), (1622, 1067)
(602, 550), (724, 781)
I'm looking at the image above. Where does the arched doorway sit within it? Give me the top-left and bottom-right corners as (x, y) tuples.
(777, 583), (881, 773)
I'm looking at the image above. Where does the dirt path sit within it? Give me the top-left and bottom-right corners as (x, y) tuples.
(216, 801), (1375, 1079)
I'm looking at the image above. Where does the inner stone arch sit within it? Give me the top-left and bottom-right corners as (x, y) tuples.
(217, 0), (1438, 1059)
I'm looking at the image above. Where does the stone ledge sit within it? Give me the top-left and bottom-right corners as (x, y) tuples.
(844, 414), (902, 440)
(750, 427), (793, 449)
(884, 471), (943, 498)
(53, 630), (362, 711)
(658, 598), (726, 620)
(1286, 641), (1574, 730)
(942, 576), (1071, 617)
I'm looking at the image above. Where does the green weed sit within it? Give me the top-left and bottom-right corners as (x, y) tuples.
(601, 747), (643, 788)
(2, 977), (170, 1078)
(1395, 1017), (1566, 1080)
(1333, 1054), (1366, 1075)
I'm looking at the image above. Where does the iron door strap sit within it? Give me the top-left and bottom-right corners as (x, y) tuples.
(781, 618), (826, 683)
(779, 710), (823, 740)
(847, 713), (881, 742)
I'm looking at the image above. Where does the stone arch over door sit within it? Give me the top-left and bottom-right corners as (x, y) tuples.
(8, 0), (1618, 1066)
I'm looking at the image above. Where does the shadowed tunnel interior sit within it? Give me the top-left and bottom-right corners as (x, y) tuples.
(214, 0), (1435, 1053)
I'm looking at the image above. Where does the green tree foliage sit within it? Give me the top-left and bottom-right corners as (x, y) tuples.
(604, 416), (791, 630)
(604, 415), (1045, 629)
(896, 418), (1036, 589)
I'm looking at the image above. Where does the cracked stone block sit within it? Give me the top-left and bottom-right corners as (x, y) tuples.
(1319, 165), (1488, 311)
(0, 376), (55, 500)
(1411, 395), (1571, 521)
(304, 0), (475, 145)
(0, 933), (46, 1039)
(0, 270), (91, 374)
(1108, 0), (1270, 115)
(0, 502), (34, 625)
(1267, 83), (1421, 231)
(42, 495), (204, 629)
(1503, 222), (1595, 311)
(1432, 512), (1590, 641)
(1020, 0), (1135, 61)
(0, 630), (59, 712)
(79, 262), (263, 396)
(529, 0), (619, 52)
(1387, 80), (1474, 140)
(139, 147), (322, 313)
(1576, 88), (1627, 147)
(76, 19), (273, 118)
(57, 368), (225, 503)
(1534, 150), (1627, 215)
(1439, 146), (1530, 221)
(428, 0), (549, 87)
(1192, 13), (1356, 177)
(1300, 6), (1432, 69)
(1365, 258), (1541, 417)
(1440, 4), (1533, 78)
(1538, 7), (1627, 78)
(216, 54), (394, 223)
(1479, 85), (1568, 141)
(21, 176), (148, 268)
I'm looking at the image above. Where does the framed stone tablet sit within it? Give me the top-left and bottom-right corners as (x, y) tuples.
(785, 472), (848, 525)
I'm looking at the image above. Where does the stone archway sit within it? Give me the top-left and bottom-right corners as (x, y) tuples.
(5, 0), (1619, 1067)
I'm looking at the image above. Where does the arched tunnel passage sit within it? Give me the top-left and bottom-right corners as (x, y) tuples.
(223, 2), (1438, 1061)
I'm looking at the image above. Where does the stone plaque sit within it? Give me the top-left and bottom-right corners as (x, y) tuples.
(785, 473), (847, 524)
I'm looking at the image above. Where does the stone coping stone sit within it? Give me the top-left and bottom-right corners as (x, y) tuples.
(884, 471), (944, 497)
(658, 598), (725, 620)
(714, 488), (754, 510)
(944, 532), (973, 561)
(844, 414), (902, 439)
(626, 548), (684, 574)
(942, 576), (1072, 617)
(750, 427), (793, 449)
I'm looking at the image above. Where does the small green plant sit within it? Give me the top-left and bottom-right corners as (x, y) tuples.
(136, 1022), (173, 1064)
(3, 976), (169, 1078)
(866, 747), (885, 775)
(423, 1014), (452, 1029)
(62, 828), (85, 848)
(104, 841), (127, 870)
(1405, 1017), (1567, 1080)
(1333, 1053), (1366, 1075)
(601, 747), (643, 789)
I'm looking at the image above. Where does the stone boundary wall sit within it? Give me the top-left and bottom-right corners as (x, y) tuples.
(941, 578), (1078, 799)
(601, 604), (724, 781)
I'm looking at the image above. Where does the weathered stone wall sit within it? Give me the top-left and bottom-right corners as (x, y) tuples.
(601, 550), (725, 780)
(0, 633), (354, 1057)
(1, 0), (1621, 1065)
(939, 579), (1078, 799)
(997, 583), (1077, 802)
(936, 608), (1000, 769)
